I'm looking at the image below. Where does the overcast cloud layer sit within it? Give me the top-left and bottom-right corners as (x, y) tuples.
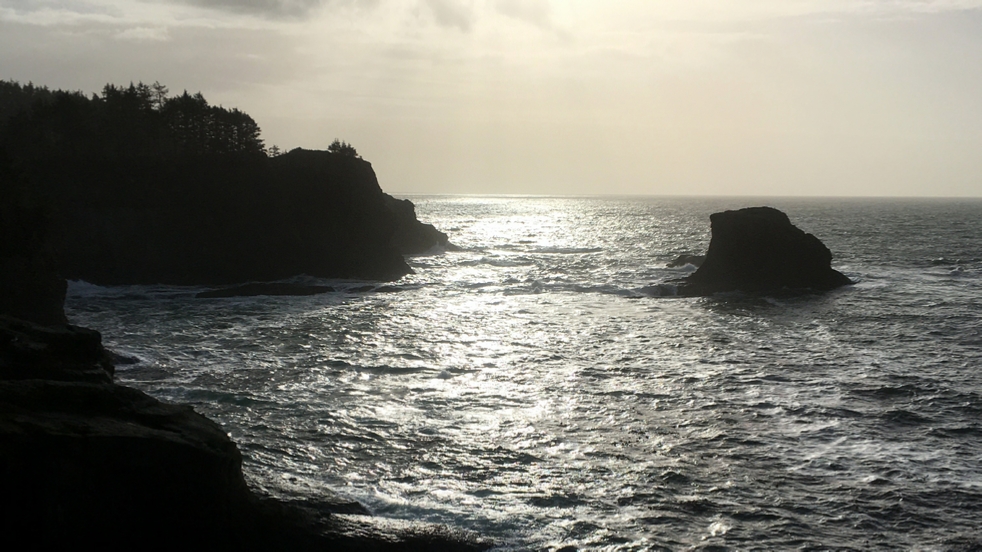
(2, 0), (981, 196)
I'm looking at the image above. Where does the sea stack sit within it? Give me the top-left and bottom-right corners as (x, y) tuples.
(678, 206), (853, 295)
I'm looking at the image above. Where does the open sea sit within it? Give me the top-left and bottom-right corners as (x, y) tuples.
(65, 196), (982, 551)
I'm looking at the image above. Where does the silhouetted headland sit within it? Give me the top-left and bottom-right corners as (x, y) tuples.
(0, 80), (450, 286)
(674, 206), (853, 296)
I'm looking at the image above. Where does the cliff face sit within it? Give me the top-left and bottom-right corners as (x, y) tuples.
(384, 195), (452, 254)
(19, 148), (447, 285)
(0, 156), (66, 325)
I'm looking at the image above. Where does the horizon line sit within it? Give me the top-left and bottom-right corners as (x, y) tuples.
(388, 192), (982, 200)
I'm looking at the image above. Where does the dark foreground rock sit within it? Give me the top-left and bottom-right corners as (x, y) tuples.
(0, 378), (254, 547)
(1, 316), (114, 383)
(0, 317), (490, 551)
(677, 206), (852, 295)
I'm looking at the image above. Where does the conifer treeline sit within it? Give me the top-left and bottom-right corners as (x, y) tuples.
(0, 79), (422, 286)
(0, 80), (264, 160)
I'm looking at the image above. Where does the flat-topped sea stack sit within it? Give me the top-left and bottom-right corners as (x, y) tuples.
(678, 206), (853, 296)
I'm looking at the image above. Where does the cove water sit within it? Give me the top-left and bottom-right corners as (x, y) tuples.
(66, 196), (982, 551)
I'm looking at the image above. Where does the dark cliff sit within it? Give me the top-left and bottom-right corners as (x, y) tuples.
(1, 80), (450, 286)
(9, 147), (452, 285)
(0, 155), (66, 325)
(384, 195), (453, 254)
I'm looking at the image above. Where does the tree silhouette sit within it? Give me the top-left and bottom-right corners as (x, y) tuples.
(150, 81), (169, 111)
(0, 80), (265, 159)
(327, 139), (359, 158)
(0, 81), (54, 126)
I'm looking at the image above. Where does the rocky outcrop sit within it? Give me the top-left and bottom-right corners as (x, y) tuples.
(0, 378), (255, 547)
(0, 316), (113, 383)
(677, 206), (852, 295)
(0, 315), (490, 550)
(0, 316), (250, 545)
(384, 195), (455, 254)
(3, 81), (454, 286)
(0, 257), (67, 326)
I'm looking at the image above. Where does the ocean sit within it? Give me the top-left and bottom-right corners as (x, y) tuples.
(65, 196), (982, 551)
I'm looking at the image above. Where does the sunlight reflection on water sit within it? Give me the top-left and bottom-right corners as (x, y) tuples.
(67, 196), (982, 550)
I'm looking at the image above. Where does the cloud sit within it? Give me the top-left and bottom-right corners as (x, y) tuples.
(153, 0), (381, 19)
(420, 0), (473, 31)
(0, 0), (125, 25)
(116, 25), (169, 40)
(493, 0), (549, 28)
(172, 0), (324, 18)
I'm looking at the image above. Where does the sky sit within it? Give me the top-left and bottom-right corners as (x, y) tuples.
(2, 1), (981, 197)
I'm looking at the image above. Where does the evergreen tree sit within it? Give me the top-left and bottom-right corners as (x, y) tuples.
(150, 81), (168, 110)
(327, 139), (359, 158)
(1, 79), (266, 158)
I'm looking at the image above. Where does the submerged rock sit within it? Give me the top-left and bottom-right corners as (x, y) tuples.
(677, 206), (852, 295)
(666, 254), (705, 268)
(196, 282), (336, 298)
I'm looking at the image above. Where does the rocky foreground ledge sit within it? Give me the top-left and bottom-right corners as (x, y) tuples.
(0, 316), (490, 550)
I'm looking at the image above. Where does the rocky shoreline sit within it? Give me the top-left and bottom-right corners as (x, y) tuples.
(0, 315), (491, 550)
(0, 81), (485, 547)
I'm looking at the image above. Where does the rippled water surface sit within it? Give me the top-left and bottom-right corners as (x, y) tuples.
(66, 197), (982, 550)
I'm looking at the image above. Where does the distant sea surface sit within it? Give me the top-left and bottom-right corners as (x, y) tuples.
(66, 196), (982, 551)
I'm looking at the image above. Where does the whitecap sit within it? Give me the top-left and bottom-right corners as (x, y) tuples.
(638, 284), (679, 297)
